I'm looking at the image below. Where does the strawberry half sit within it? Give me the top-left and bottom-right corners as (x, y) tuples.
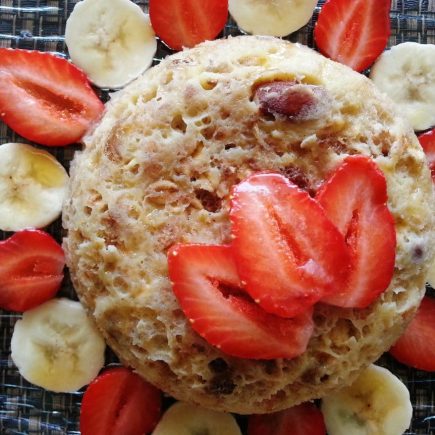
(316, 155), (396, 308)
(0, 229), (65, 312)
(248, 402), (326, 435)
(149, 0), (228, 51)
(389, 297), (435, 372)
(0, 48), (104, 146)
(167, 244), (314, 360)
(230, 173), (350, 318)
(314, 0), (391, 72)
(419, 129), (435, 182)
(80, 367), (162, 435)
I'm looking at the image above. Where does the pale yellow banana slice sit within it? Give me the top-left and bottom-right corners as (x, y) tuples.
(65, 0), (157, 89)
(229, 0), (317, 37)
(0, 143), (68, 232)
(370, 42), (435, 131)
(11, 298), (106, 393)
(152, 402), (242, 435)
(321, 364), (412, 435)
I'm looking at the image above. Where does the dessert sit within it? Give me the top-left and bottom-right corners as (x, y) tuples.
(63, 35), (434, 413)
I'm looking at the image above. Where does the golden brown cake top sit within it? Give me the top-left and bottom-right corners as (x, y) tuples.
(63, 35), (434, 414)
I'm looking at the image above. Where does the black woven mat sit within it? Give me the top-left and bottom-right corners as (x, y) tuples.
(0, 0), (434, 433)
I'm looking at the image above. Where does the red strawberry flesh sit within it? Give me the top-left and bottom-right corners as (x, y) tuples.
(0, 229), (65, 312)
(167, 244), (314, 359)
(389, 297), (435, 372)
(316, 155), (396, 308)
(0, 48), (103, 146)
(149, 0), (228, 51)
(230, 173), (350, 318)
(80, 367), (162, 435)
(314, 0), (391, 72)
(248, 402), (326, 435)
(419, 129), (435, 182)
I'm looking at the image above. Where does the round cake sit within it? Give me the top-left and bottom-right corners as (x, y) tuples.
(63, 35), (434, 414)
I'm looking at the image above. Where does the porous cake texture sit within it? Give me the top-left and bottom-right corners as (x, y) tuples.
(63, 36), (434, 414)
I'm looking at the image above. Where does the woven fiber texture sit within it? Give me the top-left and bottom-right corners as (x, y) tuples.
(0, 0), (434, 433)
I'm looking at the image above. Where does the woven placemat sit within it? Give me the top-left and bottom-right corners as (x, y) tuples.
(0, 0), (434, 433)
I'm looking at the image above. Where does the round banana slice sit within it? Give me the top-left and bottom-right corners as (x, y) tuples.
(152, 402), (242, 435)
(11, 298), (106, 393)
(65, 0), (157, 89)
(0, 142), (69, 232)
(229, 0), (317, 37)
(321, 364), (412, 435)
(370, 42), (435, 131)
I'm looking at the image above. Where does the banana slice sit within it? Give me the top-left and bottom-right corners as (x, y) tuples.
(152, 402), (242, 435)
(229, 0), (317, 37)
(370, 42), (435, 131)
(0, 142), (69, 232)
(65, 0), (157, 89)
(11, 298), (106, 393)
(321, 364), (412, 435)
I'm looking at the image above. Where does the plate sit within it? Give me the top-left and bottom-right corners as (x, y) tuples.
(0, 0), (434, 433)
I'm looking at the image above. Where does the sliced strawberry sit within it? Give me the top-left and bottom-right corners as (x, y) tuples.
(248, 402), (326, 435)
(316, 155), (396, 308)
(149, 0), (228, 51)
(419, 129), (435, 182)
(167, 244), (314, 360)
(229, 173), (350, 318)
(314, 0), (391, 72)
(0, 49), (104, 146)
(80, 367), (162, 435)
(389, 297), (435, 371)
(0, 229), (65, 312)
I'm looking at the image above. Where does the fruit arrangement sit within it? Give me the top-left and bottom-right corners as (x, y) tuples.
(0, 0), (435, 434)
